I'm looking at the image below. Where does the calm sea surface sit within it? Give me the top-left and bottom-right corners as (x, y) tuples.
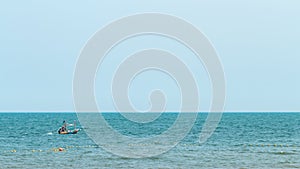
(0, 113), (299, 169)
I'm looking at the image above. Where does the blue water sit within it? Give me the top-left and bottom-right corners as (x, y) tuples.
(0, 113), (299, 168)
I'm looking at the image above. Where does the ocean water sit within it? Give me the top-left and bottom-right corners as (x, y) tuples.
(0, 113), (299, 169)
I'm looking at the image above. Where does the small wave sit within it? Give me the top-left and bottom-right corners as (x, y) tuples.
(272, 151), (297, 155)
(46, 132), (53, 135)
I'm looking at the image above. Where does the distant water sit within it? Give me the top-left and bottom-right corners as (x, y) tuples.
(0, 113), (299, 169)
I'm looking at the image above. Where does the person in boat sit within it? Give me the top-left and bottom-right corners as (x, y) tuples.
(58, 120), (68, 134)
(62, 120), (67, 132)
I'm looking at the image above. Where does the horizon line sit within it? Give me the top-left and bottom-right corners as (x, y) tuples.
(0, 111), (299, 113)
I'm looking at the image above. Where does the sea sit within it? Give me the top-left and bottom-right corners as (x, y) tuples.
(0, 113), (299, 169)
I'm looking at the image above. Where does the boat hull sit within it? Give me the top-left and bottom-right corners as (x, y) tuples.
(59, 129), (79, 135)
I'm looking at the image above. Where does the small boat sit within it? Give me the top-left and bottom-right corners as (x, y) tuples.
(58, 129), (79, 135)
(58, 120), (79, 135)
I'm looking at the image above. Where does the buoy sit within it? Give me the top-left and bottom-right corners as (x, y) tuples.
(58, 148), (64, 152)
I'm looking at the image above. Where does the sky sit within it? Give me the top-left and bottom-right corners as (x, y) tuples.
(0, 0), (299, 112)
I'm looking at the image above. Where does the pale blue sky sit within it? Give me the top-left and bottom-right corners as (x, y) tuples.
(0, 0), (299, 112)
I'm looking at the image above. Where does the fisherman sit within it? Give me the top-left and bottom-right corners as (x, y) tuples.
(62, 120), (67, 132)
(58, 120), (67, 134)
